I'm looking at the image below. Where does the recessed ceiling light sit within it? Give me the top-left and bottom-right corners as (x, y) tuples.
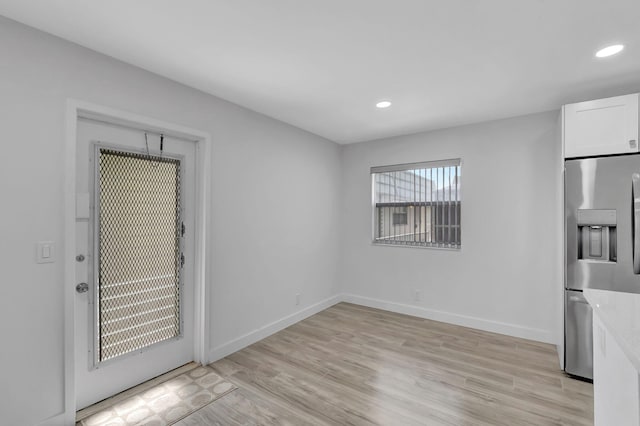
(595, 44), (624, 58)
(376, 100), (392, 109)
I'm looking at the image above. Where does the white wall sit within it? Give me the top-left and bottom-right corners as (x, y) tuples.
(0, 17), (341, 426)
(340, 111), (562, 344)
(0, 14), (568, 426)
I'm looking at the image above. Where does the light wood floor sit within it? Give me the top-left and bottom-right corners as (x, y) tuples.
(176, 303), (593, 425)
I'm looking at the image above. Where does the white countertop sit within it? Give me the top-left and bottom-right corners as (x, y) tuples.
(584, 288), (640, 373)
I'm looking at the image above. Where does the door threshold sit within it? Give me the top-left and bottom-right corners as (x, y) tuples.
(75, 362), (200, 422)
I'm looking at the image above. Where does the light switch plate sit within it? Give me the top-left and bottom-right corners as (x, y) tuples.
(36, 241), (55, 264)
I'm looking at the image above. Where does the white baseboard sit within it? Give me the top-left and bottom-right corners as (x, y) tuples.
(341, 293), (555, 344)
(208, 292), (555, 363)
(208, 294), (341, 362)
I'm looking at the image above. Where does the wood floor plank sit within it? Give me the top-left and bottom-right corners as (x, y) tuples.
(183, 303), (593, 425)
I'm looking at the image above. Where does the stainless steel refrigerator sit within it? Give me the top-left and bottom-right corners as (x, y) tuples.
(565, 153), (640, 379)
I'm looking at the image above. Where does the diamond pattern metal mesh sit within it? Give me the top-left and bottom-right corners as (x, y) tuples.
(97, 149), (182, 362)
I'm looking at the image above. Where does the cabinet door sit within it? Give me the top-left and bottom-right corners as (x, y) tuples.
(564, 93), (639, 158)
(593, 315), (640, 426)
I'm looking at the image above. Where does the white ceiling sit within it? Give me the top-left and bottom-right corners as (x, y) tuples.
(1, 1), (640, 144)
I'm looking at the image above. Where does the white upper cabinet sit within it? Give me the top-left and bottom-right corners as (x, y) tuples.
(563, 93), (639, 158)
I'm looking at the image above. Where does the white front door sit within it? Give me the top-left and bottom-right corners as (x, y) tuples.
(75, 118), (196, 410)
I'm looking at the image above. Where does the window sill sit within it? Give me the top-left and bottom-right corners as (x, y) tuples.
(371, 241), (461, 251)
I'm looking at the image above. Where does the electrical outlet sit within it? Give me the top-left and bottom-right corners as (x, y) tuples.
(296, 293), (301, 306)
(414, 289), (421, 302)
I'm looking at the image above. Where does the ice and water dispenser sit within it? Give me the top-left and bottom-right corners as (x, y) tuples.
(576, 209), (617, 262)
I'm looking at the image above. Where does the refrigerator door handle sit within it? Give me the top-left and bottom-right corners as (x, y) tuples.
(633, 173), (640, 274)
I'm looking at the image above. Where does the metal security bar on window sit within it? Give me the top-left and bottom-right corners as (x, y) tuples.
(97, 148), (182, 362)
(371, 159), (461, 248)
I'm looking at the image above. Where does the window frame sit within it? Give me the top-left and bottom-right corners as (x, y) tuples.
(370, 158), (462, 250)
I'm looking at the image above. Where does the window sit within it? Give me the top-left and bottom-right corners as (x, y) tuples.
(371, 159), (461, 248)
(393, 209), (408, 225)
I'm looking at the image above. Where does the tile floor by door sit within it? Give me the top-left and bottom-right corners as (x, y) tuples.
(174, 303), (592, 426)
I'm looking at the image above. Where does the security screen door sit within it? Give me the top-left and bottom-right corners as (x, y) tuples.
(75, 118), (196, 410)
(97, 149), (182, 361)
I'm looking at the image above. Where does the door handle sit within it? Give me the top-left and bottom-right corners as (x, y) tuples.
(633, 174), (640, 274)
(76, 282), (89, 293)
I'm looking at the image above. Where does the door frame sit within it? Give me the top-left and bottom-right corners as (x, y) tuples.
(63, 99), (212, 424)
